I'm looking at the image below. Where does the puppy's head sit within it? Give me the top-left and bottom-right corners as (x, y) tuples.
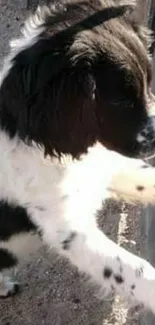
(0, 0), (155, 158)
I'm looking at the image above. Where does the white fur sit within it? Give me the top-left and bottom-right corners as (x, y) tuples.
(0, 274), (18, 297)
(1, 130), (155, 311)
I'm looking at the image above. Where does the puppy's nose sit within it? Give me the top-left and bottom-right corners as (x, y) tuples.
(136, 94), (155, 155)
(143, 117), (155, 138)
(136, 116), (155, 152)
(148, 116), (155, 136)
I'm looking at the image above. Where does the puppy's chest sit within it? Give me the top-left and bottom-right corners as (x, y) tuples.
(0, 140), (66, 208)
(0, 138), (112, 218)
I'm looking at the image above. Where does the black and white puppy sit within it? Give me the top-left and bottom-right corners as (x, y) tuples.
(1, 0), (155, 313)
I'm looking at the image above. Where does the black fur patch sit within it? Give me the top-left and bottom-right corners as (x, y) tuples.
(114, 274), (124, 284)
(103, 267), (112, 278)
(62, 232), (77, 250)
(136, 186), (145, 191)
(0, 201), (36, 241)
(0, 248), (17, 271)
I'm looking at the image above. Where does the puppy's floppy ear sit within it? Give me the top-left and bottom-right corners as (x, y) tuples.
(13, 38), (70, 99)
(0, 37), (97, 158)
(0, 37), (69, 138)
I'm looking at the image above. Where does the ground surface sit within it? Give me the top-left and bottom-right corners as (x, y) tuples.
(0, 2), (153, 325)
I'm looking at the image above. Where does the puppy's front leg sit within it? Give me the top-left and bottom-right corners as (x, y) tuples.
(0, 273), (19, 298)
(43, 222), (155, 314)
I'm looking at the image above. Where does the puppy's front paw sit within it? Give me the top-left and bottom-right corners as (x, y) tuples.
(0, 276), (19, 298)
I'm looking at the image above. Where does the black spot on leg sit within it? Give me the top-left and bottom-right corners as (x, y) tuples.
(114, 274), (124, 284)
(136, 186), (145, 191)
(131, 284), (136, 290)
(103, 268), (112, 279)
(62, 232), (77, 250)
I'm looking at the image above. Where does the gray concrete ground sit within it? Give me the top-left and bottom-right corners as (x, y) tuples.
(0, 2), (154, 325)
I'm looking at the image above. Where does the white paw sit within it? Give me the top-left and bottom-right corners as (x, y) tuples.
(0, 276), (19, 298)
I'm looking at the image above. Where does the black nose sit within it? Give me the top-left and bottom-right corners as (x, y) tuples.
(144, 117), (155, 140)
(137, 116), (155, 156)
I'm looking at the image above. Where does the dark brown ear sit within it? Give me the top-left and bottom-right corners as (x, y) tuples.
(0, 37), (97, 158)
(13, 38), (70, 99)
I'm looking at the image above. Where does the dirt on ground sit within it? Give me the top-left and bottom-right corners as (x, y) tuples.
(0, 2), (152, 325)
